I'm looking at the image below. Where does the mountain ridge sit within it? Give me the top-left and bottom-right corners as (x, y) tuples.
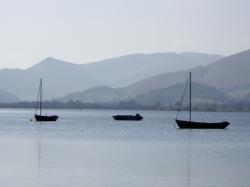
(0, 88), (19, 103)
(57, 49), (250, 105)
(0, 52), (222, 100)
(125, 49), (250, 96)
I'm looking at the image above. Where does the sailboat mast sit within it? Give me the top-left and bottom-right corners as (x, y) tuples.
(40, 78), (42, 116)
(189, 72), (192, 121)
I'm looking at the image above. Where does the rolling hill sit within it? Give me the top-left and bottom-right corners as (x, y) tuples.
(125, 49), (250, 96)
(0, 57), (107, 100)
(133, 82), (228, 106)
(228, 83), (250, 98)
(58, 82), (228, 106)
(59, 86), (125, 103)
(0, 88), (19, 103)
(58, 49), (250, 105)
(0, 53), (221, 100)
(83, 52), (223, 86)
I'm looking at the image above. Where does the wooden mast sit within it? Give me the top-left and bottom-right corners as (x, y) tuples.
(189, 72), (192, 121)
(40, 78), (42, 116)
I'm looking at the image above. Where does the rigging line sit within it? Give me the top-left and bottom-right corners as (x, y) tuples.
(175, 78), (189, 120)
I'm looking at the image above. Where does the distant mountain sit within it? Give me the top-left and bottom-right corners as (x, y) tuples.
(133, 82), (228, 106)
(83, 52), (223, 86)
(242, 93), (250, 102)
(125, 49), (250, 96)
(0, 57), (106, 100)
(0, 88), (19, 103)
(59, 86), (125, 103)
(0, 52), (222, 100)
(57, 49), (250, 104)
(228, 83), (250, 98)
(58, 82), (227, 105)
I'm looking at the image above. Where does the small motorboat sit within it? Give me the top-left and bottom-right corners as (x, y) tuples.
(113, 113), (143, 121)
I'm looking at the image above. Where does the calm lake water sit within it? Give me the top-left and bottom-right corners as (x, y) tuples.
(0, 108), (249, 187)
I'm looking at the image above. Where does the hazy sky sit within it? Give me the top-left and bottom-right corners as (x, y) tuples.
(0, 0), (249, 69)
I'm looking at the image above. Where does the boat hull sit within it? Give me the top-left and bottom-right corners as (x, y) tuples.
(175, 119), (229, 129)
(113, 115), (143, 121)
(35, 114), (58, 122)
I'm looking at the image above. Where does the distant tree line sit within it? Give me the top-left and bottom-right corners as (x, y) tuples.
(1, 99), (250, 112)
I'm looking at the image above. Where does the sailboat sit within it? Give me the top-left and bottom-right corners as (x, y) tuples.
(34, 78), (58, 122)
(175, 72), (229, 129)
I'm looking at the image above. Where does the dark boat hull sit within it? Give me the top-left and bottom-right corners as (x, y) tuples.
(175, 119), (229, 129)
(35, 114), (58, 122)
(113, 115), (143, 121)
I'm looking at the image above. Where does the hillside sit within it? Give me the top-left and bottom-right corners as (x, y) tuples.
(0, 57), (106, 100)
(57, 49), (250, 105)
(228, 84), (250, 98)
(125, 49), (250, 96)
(57, 82), (228, 106)
(133, 82), (228, 106)
(83, 52), (223, 86)
(0, 53), (221, 100)
(0, 88), (19, 103)
(59, 86), (125, 103)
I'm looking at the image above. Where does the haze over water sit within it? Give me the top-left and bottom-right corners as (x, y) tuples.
(0, 109), (249, 187)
